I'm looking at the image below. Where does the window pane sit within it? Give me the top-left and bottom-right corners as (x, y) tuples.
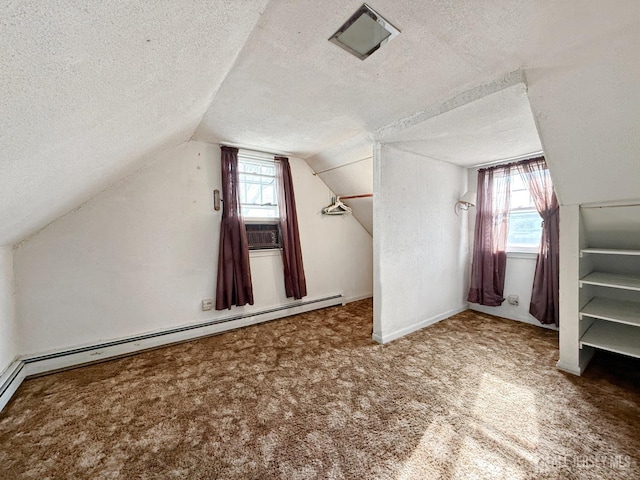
(241, 162), (261, 174)
(507, 209), (542, 250)
(246, 184), (262, 204)
(511, 188), (533, 209)
(237, 155), (279, 219)
(242, 205), (279, 218)
(262, 185), (276, 205)
(511, 174), (525, 190)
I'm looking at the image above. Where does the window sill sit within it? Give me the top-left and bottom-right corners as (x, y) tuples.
(244, 218), (280, 224)
(249, 249), (281, 258)
(506, 251), (538, 259)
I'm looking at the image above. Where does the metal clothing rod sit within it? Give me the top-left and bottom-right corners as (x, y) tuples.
(312, 156), (373, 176)
(338, 194), (373, 200)
(581, 202), (640, 209)
(468, 150), (544, 169)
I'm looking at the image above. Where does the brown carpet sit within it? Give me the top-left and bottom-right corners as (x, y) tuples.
(1, 299), (639, 479)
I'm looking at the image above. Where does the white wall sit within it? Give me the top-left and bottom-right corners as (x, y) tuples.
(526, 25), (640, 207)
(466, 168), (556, 329)
(13, 141), (373, 356)
(469, 254), (547, 326)
(373, 145), (468, 343)
(0, 247), (17, 373)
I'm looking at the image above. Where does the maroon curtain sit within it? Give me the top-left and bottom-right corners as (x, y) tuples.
(467, 164), (512, 306)
(516, 157), (559, 326)
(215, 146), (254, 310)
(275, 156), (307, 300)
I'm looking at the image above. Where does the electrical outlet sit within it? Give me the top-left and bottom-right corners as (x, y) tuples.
(508, 295), (519, 306)
(201, 299), (213, 311)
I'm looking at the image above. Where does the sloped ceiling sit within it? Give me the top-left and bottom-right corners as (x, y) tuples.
(381, 83), (542, 167)
(0, 0), (269, 246)
(527, 23), (640, 206)
(3, 1), (640, 245)
(193, 0), (640, 231)
(194, 0), (639, 158)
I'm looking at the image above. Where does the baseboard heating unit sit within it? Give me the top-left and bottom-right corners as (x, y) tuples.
(0, 294), (344, 412)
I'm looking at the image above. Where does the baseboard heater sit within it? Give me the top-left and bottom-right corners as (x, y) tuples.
(0, 294), (343, 412)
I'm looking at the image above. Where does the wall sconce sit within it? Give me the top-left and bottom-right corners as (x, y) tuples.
(213, 189), (221, 211)
(455, 191), (476, 215)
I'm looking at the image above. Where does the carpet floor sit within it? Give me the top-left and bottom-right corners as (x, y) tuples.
(1, 299), (639, 479)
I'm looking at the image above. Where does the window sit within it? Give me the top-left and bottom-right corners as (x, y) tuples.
(238, 152), (282, 250)
(238, 154), (279, 219)
(505, 173), (542, 253)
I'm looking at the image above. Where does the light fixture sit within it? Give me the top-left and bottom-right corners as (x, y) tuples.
(329, 4), (400, 60)
(455, 191), (476, 215)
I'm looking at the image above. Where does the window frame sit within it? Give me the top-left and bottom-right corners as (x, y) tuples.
(237, 150), (282, 251)
(237, 151), (280, 222)
(501, 170), (543, 254)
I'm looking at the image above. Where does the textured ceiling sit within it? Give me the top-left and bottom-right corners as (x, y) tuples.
(191, 0), (639, 233)
(2, 1), (640, 245)
(0, 0), (269, 246)
(381, 83), (542, 167)
(194, 0), (638, 159)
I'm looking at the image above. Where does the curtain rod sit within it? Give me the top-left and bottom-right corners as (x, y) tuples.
(313, 156), (373, 176)
(468, 150), (544, 169)
(221, 144), (290, 158)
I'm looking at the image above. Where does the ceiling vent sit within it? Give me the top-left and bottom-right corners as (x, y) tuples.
(329, 3), (400, 60)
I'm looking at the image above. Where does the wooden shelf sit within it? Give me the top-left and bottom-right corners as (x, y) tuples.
(579, 272), (640, 291)
(580, 297), (640, 327)
(580, 248), (640, 256)
(580, 320), (640, 359)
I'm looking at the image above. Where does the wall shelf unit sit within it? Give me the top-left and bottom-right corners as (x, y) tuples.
(580, 248), (640, 257)
(578, 247), (640, 366)
(580, 320), (640, 359)
(580, 297), (640, 327)
(579, 272), (640, 291)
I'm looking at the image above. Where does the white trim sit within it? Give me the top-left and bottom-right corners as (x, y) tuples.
(0, 359), (26, 412)
(343, 293), (373, 304)
(556, 361), (581, 376)
(469, 305), (559, 330)
(244, 218), (279, 224)
(556, 346), (594, 376)
(249, 249), (280, 258)
(0, 294), (342, 412)
(506, 251), (538, 259)
(372, 305), (468, 344)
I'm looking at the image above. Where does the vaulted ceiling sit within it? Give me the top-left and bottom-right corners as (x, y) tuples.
(0, 0), (269, 246)
(2, 1), (639, 245)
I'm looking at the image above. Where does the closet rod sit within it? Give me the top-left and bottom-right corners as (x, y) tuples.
(313, 156), (373, 176)
(581, 202), (640, 209)
(339, 194), (373, 200)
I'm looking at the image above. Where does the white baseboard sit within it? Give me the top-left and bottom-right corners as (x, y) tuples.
(372, 305), (468, 344)
(343, 293), (373, 304)
(556, 361), (581, 375)
(556, 347), (595, 376)
(0, 294), (343, 413)
(0, 359), (27, 412)
(469, 305), (558, 331)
